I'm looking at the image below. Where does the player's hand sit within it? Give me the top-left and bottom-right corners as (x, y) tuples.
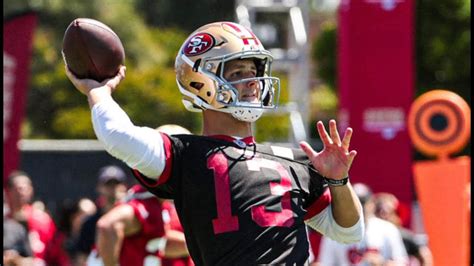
(65, 65), (126, 96)
(299, 120), (357, 180)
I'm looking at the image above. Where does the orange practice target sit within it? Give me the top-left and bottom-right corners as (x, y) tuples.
(408, 90), (470, 158)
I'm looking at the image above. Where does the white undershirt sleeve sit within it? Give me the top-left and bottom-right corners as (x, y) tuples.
(305, 204), (365, 244)
(91, 98), (166, 179)
(317, 236), (338, 265)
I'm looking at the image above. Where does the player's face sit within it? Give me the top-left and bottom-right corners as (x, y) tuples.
(8, 175), (34, 206)
(223, 59), (260, 103)
(98, 181), (127, 206)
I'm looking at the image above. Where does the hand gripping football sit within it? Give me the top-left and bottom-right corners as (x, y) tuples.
(62, 18), (125, 81)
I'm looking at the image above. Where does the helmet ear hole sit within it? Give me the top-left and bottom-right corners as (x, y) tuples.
(190, 82), (204, 90)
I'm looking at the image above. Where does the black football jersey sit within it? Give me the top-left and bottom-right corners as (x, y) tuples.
(132, 134), (330, 266)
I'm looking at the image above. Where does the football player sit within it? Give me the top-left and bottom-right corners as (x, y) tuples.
(66, 21), (364, 265)
(95, 184), (190, 266)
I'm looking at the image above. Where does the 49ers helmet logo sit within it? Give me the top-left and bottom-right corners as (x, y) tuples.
(183, 33), (215, 56)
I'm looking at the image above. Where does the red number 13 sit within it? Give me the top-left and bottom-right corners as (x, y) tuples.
(208, 153), (294, 234)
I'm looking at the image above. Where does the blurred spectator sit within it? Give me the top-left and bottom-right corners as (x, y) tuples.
(6, 170), (60, 266)
(318, 183), (408, 265)
(373, 192), (433, 266)
(75, 198), (98, 237)
(95, 184), (189, 266)
(4, 189), (34, 266)
(47, 198), (97, 266)
(75, 165), (129, 265)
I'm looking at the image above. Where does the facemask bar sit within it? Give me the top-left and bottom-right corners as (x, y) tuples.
(216, 77), (280, 108)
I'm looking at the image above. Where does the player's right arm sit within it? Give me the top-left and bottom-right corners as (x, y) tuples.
(65, 66), (165, 179)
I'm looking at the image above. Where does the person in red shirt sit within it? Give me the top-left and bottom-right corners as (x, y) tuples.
(6, 170), (60, 266)
(96, 184), (189, 266)
(46, 197), (97, 266)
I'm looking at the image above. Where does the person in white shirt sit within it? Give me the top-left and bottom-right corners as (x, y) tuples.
(318, 183), (408, 266)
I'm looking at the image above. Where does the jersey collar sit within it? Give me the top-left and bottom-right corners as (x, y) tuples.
(209, 135), (256, 147)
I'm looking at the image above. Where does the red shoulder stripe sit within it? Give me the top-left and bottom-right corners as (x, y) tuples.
(304, 188), (331, 220)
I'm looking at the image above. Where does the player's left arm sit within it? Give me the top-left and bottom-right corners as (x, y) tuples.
(300, 120), (363, 242)
(96, 204), (141, 266)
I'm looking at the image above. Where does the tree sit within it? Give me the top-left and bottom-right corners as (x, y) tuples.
(415, 0), (470, 102)
(311, 21), (337, 90)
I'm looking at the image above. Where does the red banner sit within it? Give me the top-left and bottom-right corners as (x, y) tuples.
(3, 12), (37, 184)
(337, 0), (415, 225)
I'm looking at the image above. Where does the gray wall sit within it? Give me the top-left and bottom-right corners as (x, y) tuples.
(19, 149), (135, 222)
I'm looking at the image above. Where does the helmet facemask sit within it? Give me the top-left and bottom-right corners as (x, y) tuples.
(202, 52), (280, 122)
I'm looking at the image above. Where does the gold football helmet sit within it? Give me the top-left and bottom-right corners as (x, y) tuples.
(175, 21), (280, 122)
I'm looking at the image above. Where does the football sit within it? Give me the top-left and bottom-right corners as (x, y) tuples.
(62, 18), (125, 81)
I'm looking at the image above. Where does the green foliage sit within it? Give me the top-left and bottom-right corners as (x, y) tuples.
(29, 27), (76, 138)
(310, 22), (338, 139)
(415, 0), (471, 103)
(22, 0), (204, 139)
(309, 84), (338, 118)
(311, 22), (337, 89)
(275, 70), (290, 104)
(255, 115), (290, 142)
(53, 106), (94, 138)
